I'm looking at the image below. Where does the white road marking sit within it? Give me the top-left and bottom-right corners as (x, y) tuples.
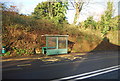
(72, 67), (119, 80)
(17, 64), (31, 67)
(52, 65), (120, 81)
(3, 68), (22, 71)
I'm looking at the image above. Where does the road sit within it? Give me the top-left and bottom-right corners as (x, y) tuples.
(89, 69), (119, 79)
(2, 51), (120, 80)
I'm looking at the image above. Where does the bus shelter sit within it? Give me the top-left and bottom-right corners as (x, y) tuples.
(42, 35), (68, 55)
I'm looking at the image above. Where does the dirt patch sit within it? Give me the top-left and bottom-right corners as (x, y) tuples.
(91, 37), (120, 51)
(38, 53), (87, 63)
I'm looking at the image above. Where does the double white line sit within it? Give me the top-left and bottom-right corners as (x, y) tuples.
(52, 65), (120, 81)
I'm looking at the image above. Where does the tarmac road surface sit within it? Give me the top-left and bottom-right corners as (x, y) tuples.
(2, 51), (120, 80)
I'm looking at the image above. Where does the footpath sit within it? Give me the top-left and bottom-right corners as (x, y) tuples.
(1, 53), (88, 63)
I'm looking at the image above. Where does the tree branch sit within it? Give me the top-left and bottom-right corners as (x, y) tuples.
(70, 0), (75, 8)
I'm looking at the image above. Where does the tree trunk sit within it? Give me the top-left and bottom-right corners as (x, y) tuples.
(73, 6), (80, 24)
(73, 1), (84, 25)
(48, 2), (53, 19)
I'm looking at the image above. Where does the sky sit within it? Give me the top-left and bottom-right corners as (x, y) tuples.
(0, 0), (120, 24)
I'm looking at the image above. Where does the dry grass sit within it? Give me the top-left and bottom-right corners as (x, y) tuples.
(106, 30), (120, 45)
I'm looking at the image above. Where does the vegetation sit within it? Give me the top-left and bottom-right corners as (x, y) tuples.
(81, 1), (119, 36)
(99, 1), (114, 35)
(1, 1), (120, 57)
(32, 1), (68, 24)
(83, 16), (97, 29)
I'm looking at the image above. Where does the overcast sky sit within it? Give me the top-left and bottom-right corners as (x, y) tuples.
(0, 0), (120, 24)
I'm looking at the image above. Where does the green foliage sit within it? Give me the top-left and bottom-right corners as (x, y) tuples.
(83, 16), (97, 29)
(32, 1), (68, 24)
(81, 1), (119, 36)
(12, 47), (32, 56)
(0, 54), (3, 57)
(3, 51), (11, 56)
(99, 1), (113, 35)
(109, 16), (120, 30)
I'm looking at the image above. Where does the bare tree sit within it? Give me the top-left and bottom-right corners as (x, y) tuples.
(70, 0), (90, 25)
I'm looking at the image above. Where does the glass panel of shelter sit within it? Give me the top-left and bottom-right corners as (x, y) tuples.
(58, 37), (66, 49)
(47, 37), (57, 49)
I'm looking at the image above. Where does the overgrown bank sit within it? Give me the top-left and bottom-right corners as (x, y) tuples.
(2, 11), (119, 57)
